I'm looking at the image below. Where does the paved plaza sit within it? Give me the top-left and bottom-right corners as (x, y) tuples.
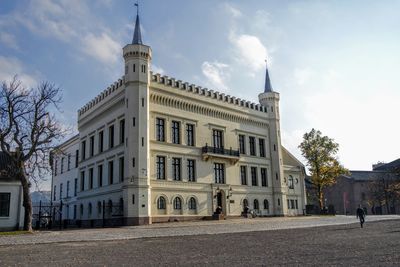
(0, 217), (400, 266)
(0, 215), (398, 246)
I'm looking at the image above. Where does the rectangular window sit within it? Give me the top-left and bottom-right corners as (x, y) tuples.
(249, 137), (256, 156)
(89, 168), (93, 189)
(90, 136), (94, 157)
(53, 185), (56, 201)
(261, 168), (268, 187)
(187, 159), (196, 182)
(156, 118), (165, 142)
(61, 158), (64, 174)
(240, 166), (247, 185)
(295, 200), (298, 209)
(213, 129), (223, 149)
(291, 199), (295, 210)
(171, 121), (180, 144)
(54, 160), (58, 176)
(214, 163), (225, 184)
(66, 181), (70, 198)
(75, 150), (79, 168)
(119, 157), (124, 182)
(288, 176), (294, 189)
(120, 119), (125, 144)
(59, 183), (63, 199)
(108, 160), (114, 185)
(74, 178), (77, 196)
(259, 138), (265, 157)
(73, 205), (77, 220)
(81, 140), (86, 160)
(172, 158), (181, 181)
(186, 124), (195, 146)
(109, 125), (114, 148)
(99, 131), (104, 153)
(156, 156), (165, 180)
(239, 135), (246, 154)
(80, 171), (85, 191)
(98, 165), (103, 187)
(251, 167), (258, 186)
(67, 154), (71, 171)
(0, 193), (11, 217)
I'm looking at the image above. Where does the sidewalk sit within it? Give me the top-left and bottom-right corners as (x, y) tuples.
(1, 215), (398, 246)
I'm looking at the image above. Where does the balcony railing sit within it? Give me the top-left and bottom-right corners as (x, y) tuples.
(202, 145), (240, 164)
(202, 145), (240, 157)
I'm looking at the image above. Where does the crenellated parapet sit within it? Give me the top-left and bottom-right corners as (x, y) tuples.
(77, 70), (270, 120)
(150, 72), (268, 114)
(77, 77), (125, 118)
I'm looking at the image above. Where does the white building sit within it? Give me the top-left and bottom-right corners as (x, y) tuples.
(0, 152), (24, 231)
(51, 11), (306, 227)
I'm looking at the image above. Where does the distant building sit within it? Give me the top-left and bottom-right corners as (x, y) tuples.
(324, 158), (400, 215)
(50, 8), (307, 227)
(0, 152), (24, 231)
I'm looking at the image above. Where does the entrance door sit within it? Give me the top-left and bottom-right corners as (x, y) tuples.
(216, 190), (226, 214)
(217, 192), (222, 208)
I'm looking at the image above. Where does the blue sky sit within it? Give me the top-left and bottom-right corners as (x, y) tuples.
(1, 0), (400, 189)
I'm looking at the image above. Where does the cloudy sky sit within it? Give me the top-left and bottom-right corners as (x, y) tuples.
(1, 0), (399, 189)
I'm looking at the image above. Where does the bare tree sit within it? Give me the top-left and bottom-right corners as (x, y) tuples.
(0, 76), (65, 231)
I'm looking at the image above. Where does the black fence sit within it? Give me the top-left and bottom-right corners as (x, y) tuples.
(32, 200), (124, 230)
(32, 201), (61, 230)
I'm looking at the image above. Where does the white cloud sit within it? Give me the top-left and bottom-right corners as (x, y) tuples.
(201, 61), (230, 92)
(0, 32), (19, 50)
(151, 64), (165, 75)
(82, 33), (120, 64)
(294, 67), (315, 85)
(229, 33), (268, 74)
(2, 0), (122, 67)
(223, 3), (242, 18)
(0, 56), (38, 88)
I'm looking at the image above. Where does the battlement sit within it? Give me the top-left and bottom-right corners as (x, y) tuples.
(77, 71), (269, 119)
(150, 72), (268, 114)
(78, 77), (124, 118)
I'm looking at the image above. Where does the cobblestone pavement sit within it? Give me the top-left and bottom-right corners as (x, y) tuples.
(0, 215), (398, 246)
(1, 219), (400, 266)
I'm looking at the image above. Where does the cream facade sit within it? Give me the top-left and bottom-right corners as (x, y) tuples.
(51, 13), (306, 226)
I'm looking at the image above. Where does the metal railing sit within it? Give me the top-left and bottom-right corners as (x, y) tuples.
(202, 145), (240, 157)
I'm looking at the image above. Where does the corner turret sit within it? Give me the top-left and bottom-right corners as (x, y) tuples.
(123, 7), (152, 85)
(258, 61), (288, 216)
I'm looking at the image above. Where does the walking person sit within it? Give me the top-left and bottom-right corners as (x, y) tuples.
(356, 205), (366, 228)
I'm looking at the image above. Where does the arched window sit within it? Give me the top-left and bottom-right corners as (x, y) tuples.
(288, 175), (294, 189)
(188, 197), (197, 210)
(157, 196), (166, 210)
(174, 197), (182, 210)
(243, 199), (249, 208)
(88, 203), (92, 217)
(254, 199), (259, 210)
(97, 201), (102, 214)
(263, 199), (269, 210)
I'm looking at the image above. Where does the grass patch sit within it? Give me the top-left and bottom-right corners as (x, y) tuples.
(0, 230), (33, 236)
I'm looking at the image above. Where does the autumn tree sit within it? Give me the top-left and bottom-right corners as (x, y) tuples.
(299, 128), (349, 211)
(0, 76), (65, 231)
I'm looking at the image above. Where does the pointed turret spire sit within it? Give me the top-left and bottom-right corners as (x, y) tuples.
(132, 2), (143, 45)
(264, 60), (273, 93)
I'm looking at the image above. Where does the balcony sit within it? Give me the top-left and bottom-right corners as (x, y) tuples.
(201, 145), (240, 164)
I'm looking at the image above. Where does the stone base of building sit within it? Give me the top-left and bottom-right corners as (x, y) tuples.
(212, 213), (225, 220)
(152, 215), (210, 223)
